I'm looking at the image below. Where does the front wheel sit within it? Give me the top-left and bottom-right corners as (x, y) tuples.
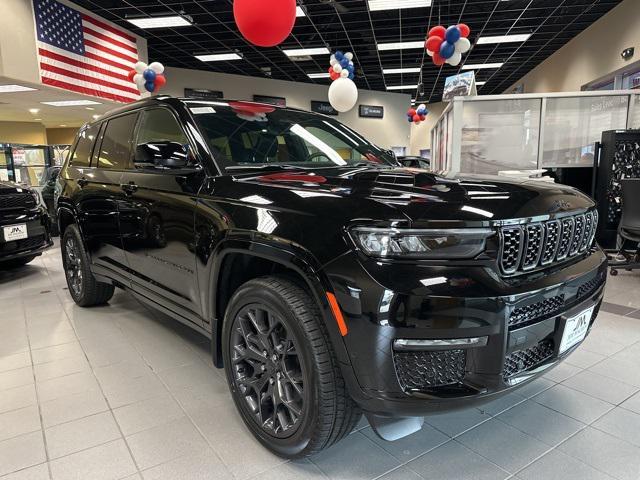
(61, 224), (114, 306)
(222, 276), (361, 458)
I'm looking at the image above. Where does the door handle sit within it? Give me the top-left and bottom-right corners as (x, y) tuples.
(77, 177), (89, 188)
(121, 182), (138, 195)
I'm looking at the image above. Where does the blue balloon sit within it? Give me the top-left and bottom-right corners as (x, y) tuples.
(346, 64), (355, 73)
(348, 72), (354, 80)
(439, 41), (455, 59)
(417, 107), (426, 116)
(335, 50), (344, 61)
(143, 68), (156, 81)
(144, 80), (155, 92)
(340, 57), (350, 68)
(445, 25), (461, 44)
(407, 116), (413, 122)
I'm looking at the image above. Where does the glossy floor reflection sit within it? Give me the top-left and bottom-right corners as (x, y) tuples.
(1, 241), (640, 479)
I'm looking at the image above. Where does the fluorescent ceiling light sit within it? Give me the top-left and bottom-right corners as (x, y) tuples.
(296, 6), (305, 17)
(195, 53), (242, 62)
(0, 84), (37, 93)
(282, 47), (330, 57)
(377, 41), (424, 51)
(369, 0), (431, 11)
(462, 63), (504, 70)
(40, 100), (101, 107)
(127, 15), (191, 29)
(477, 34), (531, 45)
(386, 84), (418, 90)
(476, 81), (486, 86)
(28, 108), (40, 114)
(307, 72), (330, 79)
(383, 67), (421, 74)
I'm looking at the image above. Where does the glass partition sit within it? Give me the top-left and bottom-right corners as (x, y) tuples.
(628, 95), (640, 128)
(542, 95), (628, 167)
(460, 98), (541, 174)
(0, 148), (11, 182)
(11, 146), (49, 186)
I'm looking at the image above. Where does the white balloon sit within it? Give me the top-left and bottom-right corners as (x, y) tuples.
(349, 61), (354, 68)
(426, 49), (434, 57)
(134, 61), (147, 74)
(454, 37), (471, 53)
(447, 52), (462, 66)
(330, 54), (337, 66)
(333, 64), (343, 73)
(133, 73), (145, 86)
(149, 62), (164, 74)
(345, 52), (353, 61)
(418, 103), (427, 111)
(328, 78), (358, 113)
(340, 69), (349, 78)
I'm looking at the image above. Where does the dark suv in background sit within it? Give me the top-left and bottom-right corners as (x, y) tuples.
(56, 97), (607, 457)
(0, 180), (52, 268)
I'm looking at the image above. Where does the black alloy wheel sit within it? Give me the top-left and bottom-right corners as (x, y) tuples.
(230, 304), (305, 438)
(64, 235), (83, 297)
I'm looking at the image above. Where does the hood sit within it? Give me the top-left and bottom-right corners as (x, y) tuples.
(231, 166), (594, 226)
(0, 181), (30, 195)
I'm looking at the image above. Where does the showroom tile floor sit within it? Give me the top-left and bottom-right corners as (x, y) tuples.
(2, 242), (640, 480)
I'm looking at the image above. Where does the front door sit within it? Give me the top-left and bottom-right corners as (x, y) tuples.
(119, 107), (205, 326)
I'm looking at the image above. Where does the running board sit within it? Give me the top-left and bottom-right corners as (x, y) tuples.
(365, 413), (424, 441)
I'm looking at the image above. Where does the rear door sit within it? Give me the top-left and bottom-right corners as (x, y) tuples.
(80, 113), (137, 285)
(118, 107), (205, 325)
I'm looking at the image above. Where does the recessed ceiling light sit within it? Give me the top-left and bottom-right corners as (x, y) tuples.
(386, 84), (418, 90)
(29, 108), (40, 114)
(368, 0), (431, 11)
(195, 53), (243, 62)
(85, 107), (95, 111)
(59, 124), (67, 127)
(383, 67), (421, 74)
(477, 34), (531, 45)
(461, 63), (504, 70)
(296, 6), (306, 17)
(476, 81), (486, 86)
(307, 72), (331, 79)
(0, 84), (37, 93)
(282, 47), (330, 57)
(92, 114), (100, 119)
(127, 15), (192, 29)
(377, 41), (424, 51)
(40, 100), (102, 106)
(34, 118), (42, 121)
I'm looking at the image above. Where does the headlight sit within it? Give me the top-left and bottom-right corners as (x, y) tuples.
(350, 227), (494, 259)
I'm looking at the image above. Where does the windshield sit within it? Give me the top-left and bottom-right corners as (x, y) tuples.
(189, 101), (397, 170)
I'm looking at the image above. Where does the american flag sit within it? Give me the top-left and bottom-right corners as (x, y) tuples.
(33, 0), (141, 103)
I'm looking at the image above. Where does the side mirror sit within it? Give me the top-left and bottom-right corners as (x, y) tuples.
(135, 142), (188, 168)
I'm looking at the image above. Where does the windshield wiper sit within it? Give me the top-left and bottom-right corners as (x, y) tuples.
(225, 164), (303, 172)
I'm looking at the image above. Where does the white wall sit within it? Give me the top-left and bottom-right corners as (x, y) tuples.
(409, 102), (446, 155)
(163, 66), (412, 150)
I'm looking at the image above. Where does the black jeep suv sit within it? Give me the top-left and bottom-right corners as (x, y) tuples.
(0, 180), (52, 268)
(56, 97), (607, 457)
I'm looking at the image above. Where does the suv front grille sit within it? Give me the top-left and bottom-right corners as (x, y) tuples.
(499, 210), (597, 275)
(509, 295), (565, 329)
(577, 272), (605, 300)
(394, 350), (466, 390)
(0, 235), (45, 254)
(0, 193), (36, 211)
(503, 340), (554, 379)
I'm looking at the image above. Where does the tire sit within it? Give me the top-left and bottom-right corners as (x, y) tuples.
(1, 255), (36, 269)
(61, 224), (115, 307)
(222, 276), (361, 458)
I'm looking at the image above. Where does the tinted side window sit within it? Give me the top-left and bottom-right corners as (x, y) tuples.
(97, 114), (137, 169)
(136, 109), (187, 145)
(69, 124), (99, 167)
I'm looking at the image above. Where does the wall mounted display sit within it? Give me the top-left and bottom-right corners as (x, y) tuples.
(185, 88), (224, 100)
(359, 105), (384, 118)
(310, 101), (338, 116)
(253, 95), (287, 107)
(443, 71), (477, 101)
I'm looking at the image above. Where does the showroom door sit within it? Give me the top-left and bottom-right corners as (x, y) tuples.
(80, 113), (138, 285)
(119, 107), (205, 326)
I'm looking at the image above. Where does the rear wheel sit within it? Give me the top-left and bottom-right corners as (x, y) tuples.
(222, 276), (361, 458)
(61, 224), (114, 306)
(0, 255), (36, 269)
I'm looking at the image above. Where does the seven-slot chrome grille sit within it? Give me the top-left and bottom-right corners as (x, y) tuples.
(499, 210), (598, 275)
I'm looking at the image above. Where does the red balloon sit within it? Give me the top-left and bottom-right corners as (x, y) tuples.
(127, 70), (136, 82)
(412, 114), (421, 122)
(428, 26), (446, 39)
(419, 114), (426, 121)
(408, 108), (417, 117)
(233, 0), (297, 47)
(329, 70), (340, 81)
(458, 23), (470, 38)
(432, 52), (445, 66)
(153, 74), (166, 91)
(425, 35), (443, 53)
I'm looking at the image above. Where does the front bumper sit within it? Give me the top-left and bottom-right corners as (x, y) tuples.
(323, 247), (607, 416)
(0, 208), (53, 262)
